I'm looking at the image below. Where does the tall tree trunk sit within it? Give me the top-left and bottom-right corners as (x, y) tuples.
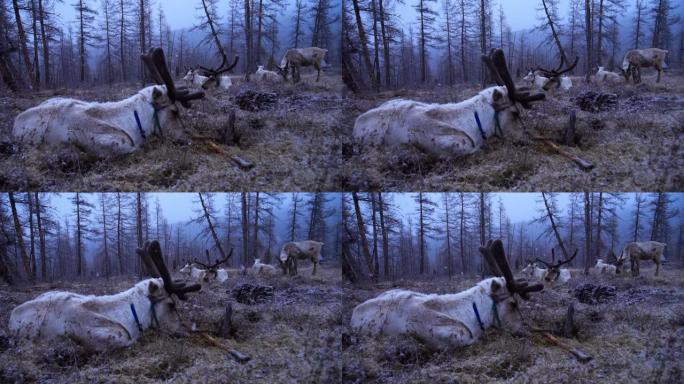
(116, 192), (124, 274)
(418, 192), (425, 274)
(34, 193), (46, 280)
(459, 193), (466, 274)
(352, 193), (375, 280)
(379, 0), (390, 87)
(583, 192), (592, 274)
(378, 193), (389, 279)
(9, 193), (31, 281)
(27, 193), (36, 281)
(38, 0), (49, 86)
(241, 192), (249, 265)
(541, 193), (570, 261)
(198, 193), (228, 261)
(350, 0), (376, 89)
(12, 0), (36, 88)
(541, 0), (569, 64)
(595, 192), (603, 258)
(252, 192), (259, 257)
(584, 0), (592, 81)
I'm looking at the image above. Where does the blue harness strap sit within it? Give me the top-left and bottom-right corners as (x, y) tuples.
(473, 111), (487, 141)
(133, 110), (146, 141)
(130, 303), (144, 334)
(472, 302), (485, 331)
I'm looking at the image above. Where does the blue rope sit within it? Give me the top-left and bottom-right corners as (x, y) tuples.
(472, 302), (485, 331)
(133, 110), (146, 141)
(130, 303), (144, 334)
(473, 111), (487, 141)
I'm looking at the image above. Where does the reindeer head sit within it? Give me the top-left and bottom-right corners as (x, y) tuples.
(141, 48), (205, 143)
(480, 240), (544, 333)
(534, 55), (579, 91)
(192, 249), (234, 281)
(138, 240), (201, 335)
(481, 49), (546, 131)
(536, 248), (577, 282)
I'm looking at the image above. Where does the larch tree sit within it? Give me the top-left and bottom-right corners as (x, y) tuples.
(74, 0), (99, 83)
(413, 192), (440, 274)
(70, 193), (97, 277)
(414, 0), (439, 83)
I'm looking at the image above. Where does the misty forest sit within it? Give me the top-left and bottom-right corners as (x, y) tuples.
(340, 0), (683, 190)
(0, 192), (342, 383)
(341, 192), (683, 382)
(0, 0), (344, 191)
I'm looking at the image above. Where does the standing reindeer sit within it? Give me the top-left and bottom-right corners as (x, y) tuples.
(353, 49), (550, 159)
(620, 48), (668, 84)
(619, 241), (666, 277)
(9, 241), (200, 351)
(13, 48), (204, 158)
(278, 47), (328, 83)
(535, 248), (577, 284)
(351, 240), (543, 350)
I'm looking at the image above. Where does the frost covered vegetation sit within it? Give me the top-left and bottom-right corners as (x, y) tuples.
(339, 72), (684, 191)
(342, 267), (684, 383)
(0, 75), (346, 191)
(0, 266), (342, 383)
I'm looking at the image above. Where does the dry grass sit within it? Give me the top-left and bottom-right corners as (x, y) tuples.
(0, 264), (342, 383)
(341, 266), (684, 383)
(0, 72), (346, 191)
(337, 72), (684, 191)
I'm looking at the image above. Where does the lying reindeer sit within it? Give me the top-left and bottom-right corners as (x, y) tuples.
(595, 66), (624, 83)
(278, 240), (324, 276)
(521, 261), (546, 280)
(353, 49), (550, 159)
(351, 239), (543, 350)
(278, 47), (328, 83)
(621, 48), (668, 84)
(255, 65), (283, 84)
(190, 249), (233, 283)
(9, 241), (200, 352)
(620, 241), (666, 277)
(536, 248), (577, 284)
(252, 258), (279, 275)
(180, 262), (208, 281)
(13, 48), (203, 158)
(183, 68), (232, 90)
(595, 259), (617, 275)
(522, 70), (573, 91)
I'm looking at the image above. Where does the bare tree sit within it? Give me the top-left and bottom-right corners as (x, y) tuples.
(74, 0), (99, 82)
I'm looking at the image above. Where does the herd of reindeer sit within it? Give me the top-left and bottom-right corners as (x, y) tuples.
(6, 236), (667, 353)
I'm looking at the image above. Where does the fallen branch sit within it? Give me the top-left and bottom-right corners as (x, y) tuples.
(530, 135), (595, 171)
(193, 137), (255, 171)
(196, 332), (251, 363)
(541, 331), (592, 363)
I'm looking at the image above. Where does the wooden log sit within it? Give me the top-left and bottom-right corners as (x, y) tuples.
(541, 331), (592, 363)
(197, 332), (250, 363)
(530, 135), (595, 171)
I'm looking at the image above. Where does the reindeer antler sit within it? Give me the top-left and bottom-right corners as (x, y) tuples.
(141, 47), (205, 108)
(193, 248), (234, 271)
(537, 248), (577, 269)
(480, 239), (544, 300)
(481, 49), (546, 109)
(138, 240), (201, 300)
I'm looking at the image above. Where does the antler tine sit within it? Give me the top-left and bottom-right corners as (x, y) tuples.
(137, 241), (160, 278)
(481, 52), (504, 86)
(557, 249), (578, 267)
(491, 49), (545, 106)
(534, 257), (551, 268)
(148, 240), (201, 300)
(141, 49), (164, 85)
(150, 47), (205, 107)
(479, 241), (503, 278)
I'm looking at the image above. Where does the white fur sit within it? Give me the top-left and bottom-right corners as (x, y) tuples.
(12, 86), (183, 158)
(252, 258), (278, 275)
(521, 263), (546, 280)
(543, 268), (571, 284)
(596, 67), (624, 83)
(353, 86), (522, 159)
(350, 277), (524, 350)
(180, 263), (207, 282)
(8, 278), (183, 351)
(255, 65), (283, 83)
(183, 69), (231, 90)
(595, 259), (617, 274)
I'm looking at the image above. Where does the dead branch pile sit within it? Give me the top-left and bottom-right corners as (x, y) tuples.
(574, 91), (618, 112)
(231, 283), (274, 304)
(234, 90), (278, 112)
(574, 283), (616, 304)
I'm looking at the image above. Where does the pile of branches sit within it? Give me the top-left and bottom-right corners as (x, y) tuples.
(235, 90), (278, 112)
(231, 283), (274, 304)
(574, 283), (616, 304)
(574, 91), (618, 112)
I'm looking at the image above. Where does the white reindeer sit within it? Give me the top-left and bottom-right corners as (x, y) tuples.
(180, 262), (207, 282)
(9, 241), (200, 352)
(521, 262), (546, 280)
(595, 66), (624, 83)
(535, 249), (577, 284)
(12, 48), (204, 158)
(353, 50), (547, 159)
(183, 68), (232, 90)
(279, 47), (328, 83)
(279, 240), (324, 276)
(351, 240), (543, 350)
(595, 259), (617, 275)
(255, 65), (283, 84)
(252, 258), (278, 275)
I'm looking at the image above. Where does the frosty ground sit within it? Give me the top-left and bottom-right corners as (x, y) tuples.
(0, 73), (345, 191)
(338, 72), (684, 191)
(0, 264), (342, 384)
(341, 266), (684, 383)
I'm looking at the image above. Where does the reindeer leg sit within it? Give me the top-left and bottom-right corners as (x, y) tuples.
(312, 259), (317, 276)
(315, 63), (321, 82)
(655, 261), (659, 276)
(656, 66), (662, 83)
